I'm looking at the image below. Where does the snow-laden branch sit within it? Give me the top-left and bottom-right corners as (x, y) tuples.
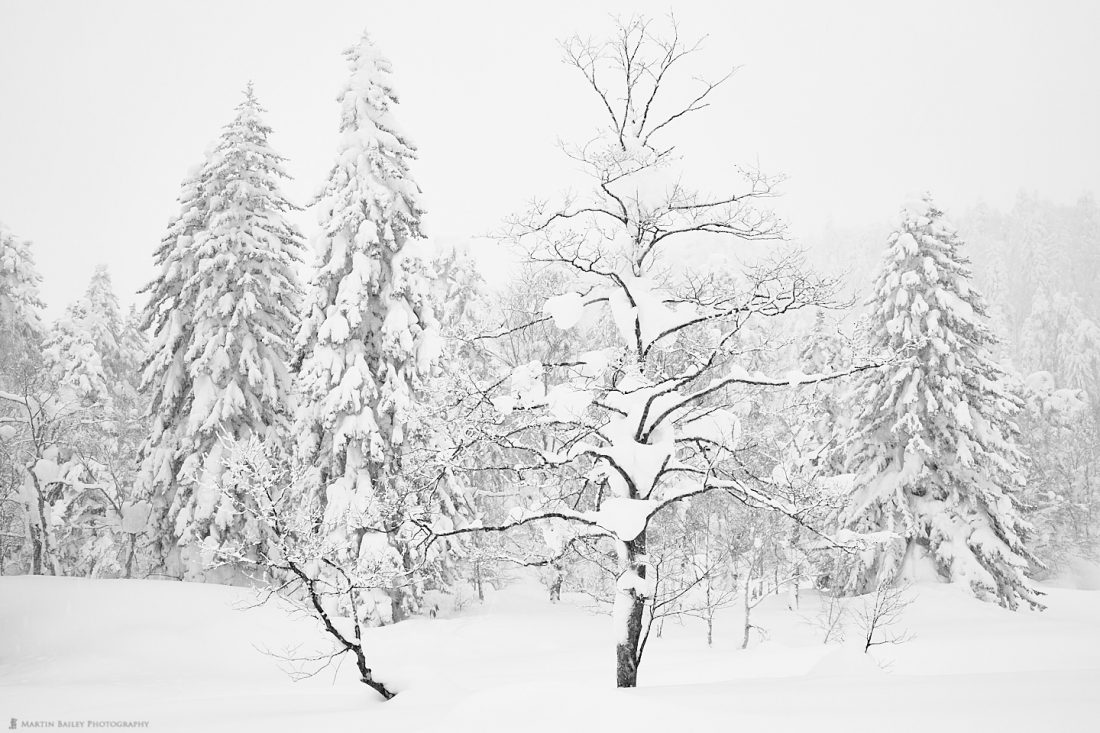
(642, 360), (888, 441)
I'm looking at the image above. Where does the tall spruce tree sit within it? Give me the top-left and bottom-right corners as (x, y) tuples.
(295, 31), (443, 623)
(137, 155), (211, 568)
(839, 195), (1040, 609)
(138, 86), (303, 578)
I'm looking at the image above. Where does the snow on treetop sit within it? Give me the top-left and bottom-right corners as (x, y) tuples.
(339, 31), (415, 147)
(899, 194), (958, 239)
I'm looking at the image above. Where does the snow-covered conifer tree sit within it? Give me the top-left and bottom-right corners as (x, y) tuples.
(138, 85), (303, 577)
(172, 84), (304, 576)
(40, 266), (151, 577)
(0, 221), (45, 370)
(45, 266), (129, 408)
(295, 32), (442, 622)
(839, 195), (1040, 609)
(136, 154), (212, 568)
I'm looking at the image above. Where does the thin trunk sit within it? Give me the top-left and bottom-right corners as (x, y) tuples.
(381, 471), (417, 623)
(124, 535), (136, 579)
(292, 563), (395, 700)
(741, 562), (753, 650)
(28, 471), (53, 575)
(351, 610), (396, 700)
(30, 523), (43, 575)
(615, 532), (647, 688)
(705, 577), (714, 646)
(549, 561), (564, 602)
(390, 589), (406, 624)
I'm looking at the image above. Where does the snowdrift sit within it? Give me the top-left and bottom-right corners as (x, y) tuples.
(1, 575), (1098, 732)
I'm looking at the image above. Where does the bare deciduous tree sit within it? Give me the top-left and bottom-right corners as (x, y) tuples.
(211, 439), (398, 700)
(855, 582), (915, 653)
(803, 591), (849, 644)
(425, 15), (881, 688)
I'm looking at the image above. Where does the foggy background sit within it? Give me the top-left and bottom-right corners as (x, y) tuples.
(2, 0), (1098, 315)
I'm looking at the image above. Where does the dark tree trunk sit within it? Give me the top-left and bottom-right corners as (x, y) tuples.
(615, 592), (646, 687)
(549, 560), (564, 602)
(28, 470), (53, 575)
(615, 532), (648, 688)
(124, 535), (136, 579)
(353, 645), (395, 700)
(291, 563), (396, 700)
(29, 524), (43, 575)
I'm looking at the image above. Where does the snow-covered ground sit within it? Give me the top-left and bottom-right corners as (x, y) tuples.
(2, 574), (1098, 732)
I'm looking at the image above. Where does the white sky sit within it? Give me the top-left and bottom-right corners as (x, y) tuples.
(1, 0), (1098, 316)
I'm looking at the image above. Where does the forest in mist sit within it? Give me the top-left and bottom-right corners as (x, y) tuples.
(1, 9), (1098, 731)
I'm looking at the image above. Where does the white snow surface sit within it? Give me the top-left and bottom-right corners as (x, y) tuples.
(1, 575), (1099, 732)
